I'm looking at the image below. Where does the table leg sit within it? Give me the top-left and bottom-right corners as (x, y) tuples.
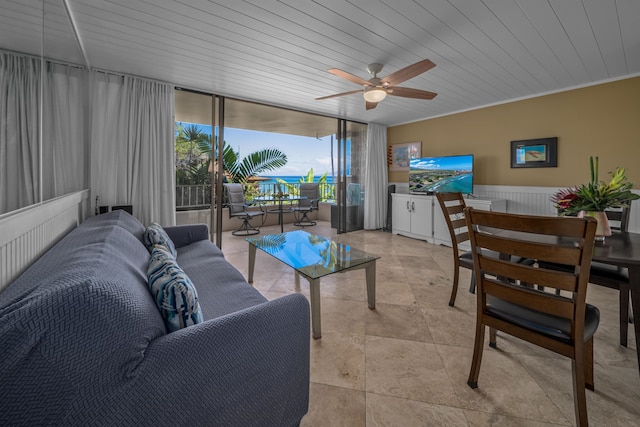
(248, 244), (256, 284)
(629, 266), (640, 375)
(309, 278), (322, 339)
(620, 283), (629, 347)
(279, 200), (284, 233)
(295, 271), (301, 288)
(365, 261), (376, 310)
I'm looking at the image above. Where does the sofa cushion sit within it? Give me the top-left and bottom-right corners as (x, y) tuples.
(175, 240), (267, 320)
(148, 245), (203, 331)
(144, 222), (177, 257)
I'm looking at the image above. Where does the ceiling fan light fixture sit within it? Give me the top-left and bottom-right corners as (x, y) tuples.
(363, 87), (386, 103)
(318, 59), (437, 107)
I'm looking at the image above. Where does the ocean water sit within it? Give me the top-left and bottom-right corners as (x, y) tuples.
(259, 175), (335, 184)
(409, 173), (473, 194)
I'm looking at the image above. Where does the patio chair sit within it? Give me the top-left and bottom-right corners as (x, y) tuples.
(224, 183), (264, 236)
(293, 183), (320, 227)
(465, 208), (599, 427)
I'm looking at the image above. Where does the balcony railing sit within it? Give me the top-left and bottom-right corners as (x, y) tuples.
(176, 185), (211, 210)
(176, 182), (335, 210)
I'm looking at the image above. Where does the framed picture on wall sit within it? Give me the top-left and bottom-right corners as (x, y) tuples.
(389, 141), (421, 171)
(510, 137), (558, 168)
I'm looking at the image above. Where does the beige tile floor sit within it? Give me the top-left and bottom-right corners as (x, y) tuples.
(220, 221), (640, 426)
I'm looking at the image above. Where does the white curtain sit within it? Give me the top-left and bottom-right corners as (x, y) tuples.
(90, 72), (175, 226)
(0, 52), (40, 214)
(42, 62), (87, 200)
(363, 122), (388, 229)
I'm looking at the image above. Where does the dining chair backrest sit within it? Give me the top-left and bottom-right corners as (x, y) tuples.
(464, 208), (598, 426)
(436, 192), (469, 256)
(465, 209), (597, 329)
(435, 192), (473, 307)
(605, 207), (630, 232)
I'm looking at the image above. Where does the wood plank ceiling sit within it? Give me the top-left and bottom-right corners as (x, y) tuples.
(2, 0), (639, 127)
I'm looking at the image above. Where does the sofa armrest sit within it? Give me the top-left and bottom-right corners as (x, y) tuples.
(122, 293), (310, 426)
(163, 224), (209, 248)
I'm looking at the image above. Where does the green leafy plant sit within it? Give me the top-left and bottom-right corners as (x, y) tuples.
(175, 124), (211, 185)
(195, 136), (287, 184)
(276, 168), (333, 201)
(276, 168), (327, 189)
(552, 156), (639, 215)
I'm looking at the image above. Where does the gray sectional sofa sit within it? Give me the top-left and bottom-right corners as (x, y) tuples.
(0, 210), (310, 426)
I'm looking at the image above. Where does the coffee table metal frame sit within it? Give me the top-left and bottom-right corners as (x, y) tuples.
(247, 230), (377, 339)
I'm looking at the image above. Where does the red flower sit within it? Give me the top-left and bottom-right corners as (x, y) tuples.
(556, 192), (577, 209)
(551, 188), (578, 212)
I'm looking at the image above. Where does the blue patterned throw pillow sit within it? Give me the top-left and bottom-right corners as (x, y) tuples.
(144, 222), (177, 258)
(147, 245), (203, 331)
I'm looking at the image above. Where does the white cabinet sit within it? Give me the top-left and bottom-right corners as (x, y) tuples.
(433, 197), (507, 247)
(391, 194), (433, 241)
(391, 194), (412, 235)
(393, 193), (507, 245)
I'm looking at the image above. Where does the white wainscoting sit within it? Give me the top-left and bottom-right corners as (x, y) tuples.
(472, 185), (559, 216)
(0, 190), (90, 291)
(390, 183), (640, 233)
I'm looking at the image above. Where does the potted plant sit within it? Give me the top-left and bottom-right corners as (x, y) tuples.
(551, 156), (639, 240)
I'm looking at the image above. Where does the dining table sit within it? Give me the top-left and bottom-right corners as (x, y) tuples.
(253, 195), (306, 233)
(590, 231), (640, 374)
(488, 226), (640, 375)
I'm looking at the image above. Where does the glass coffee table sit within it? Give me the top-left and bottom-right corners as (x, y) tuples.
(247, 230), (379, 339)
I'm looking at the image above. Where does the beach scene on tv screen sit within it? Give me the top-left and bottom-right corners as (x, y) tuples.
(409, 155), (473, 194)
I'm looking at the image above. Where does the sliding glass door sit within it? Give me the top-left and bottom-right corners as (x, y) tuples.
(333, 120), (367, 233)
(175, 89), (367, 247)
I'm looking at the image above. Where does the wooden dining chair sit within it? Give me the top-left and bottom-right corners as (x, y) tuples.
(588, 207), (632, 346)
(436, 192), (534, 307)
(435, 192), (474, 306)
(465, 208), (598, 427)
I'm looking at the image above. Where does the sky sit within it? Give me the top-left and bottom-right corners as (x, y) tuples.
(225, 128), (336, 177)
(410, 154), (474, 171)
(180, 122), (337, 177)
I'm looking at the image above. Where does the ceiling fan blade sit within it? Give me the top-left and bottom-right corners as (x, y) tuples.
(315, 89), (363, 100)
(381, 59), (436, 86)
(327, 68), (371, 86)
(387, 86), (437, 99)
(365, 101), (378, 110)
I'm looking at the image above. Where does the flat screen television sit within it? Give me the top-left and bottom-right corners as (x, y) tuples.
(409, 154), (474, 195)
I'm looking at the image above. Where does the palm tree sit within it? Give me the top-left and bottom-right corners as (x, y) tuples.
(196, 137), (287, 184)
(175, 123), (288, 185)
(175, 124), (210, 185)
